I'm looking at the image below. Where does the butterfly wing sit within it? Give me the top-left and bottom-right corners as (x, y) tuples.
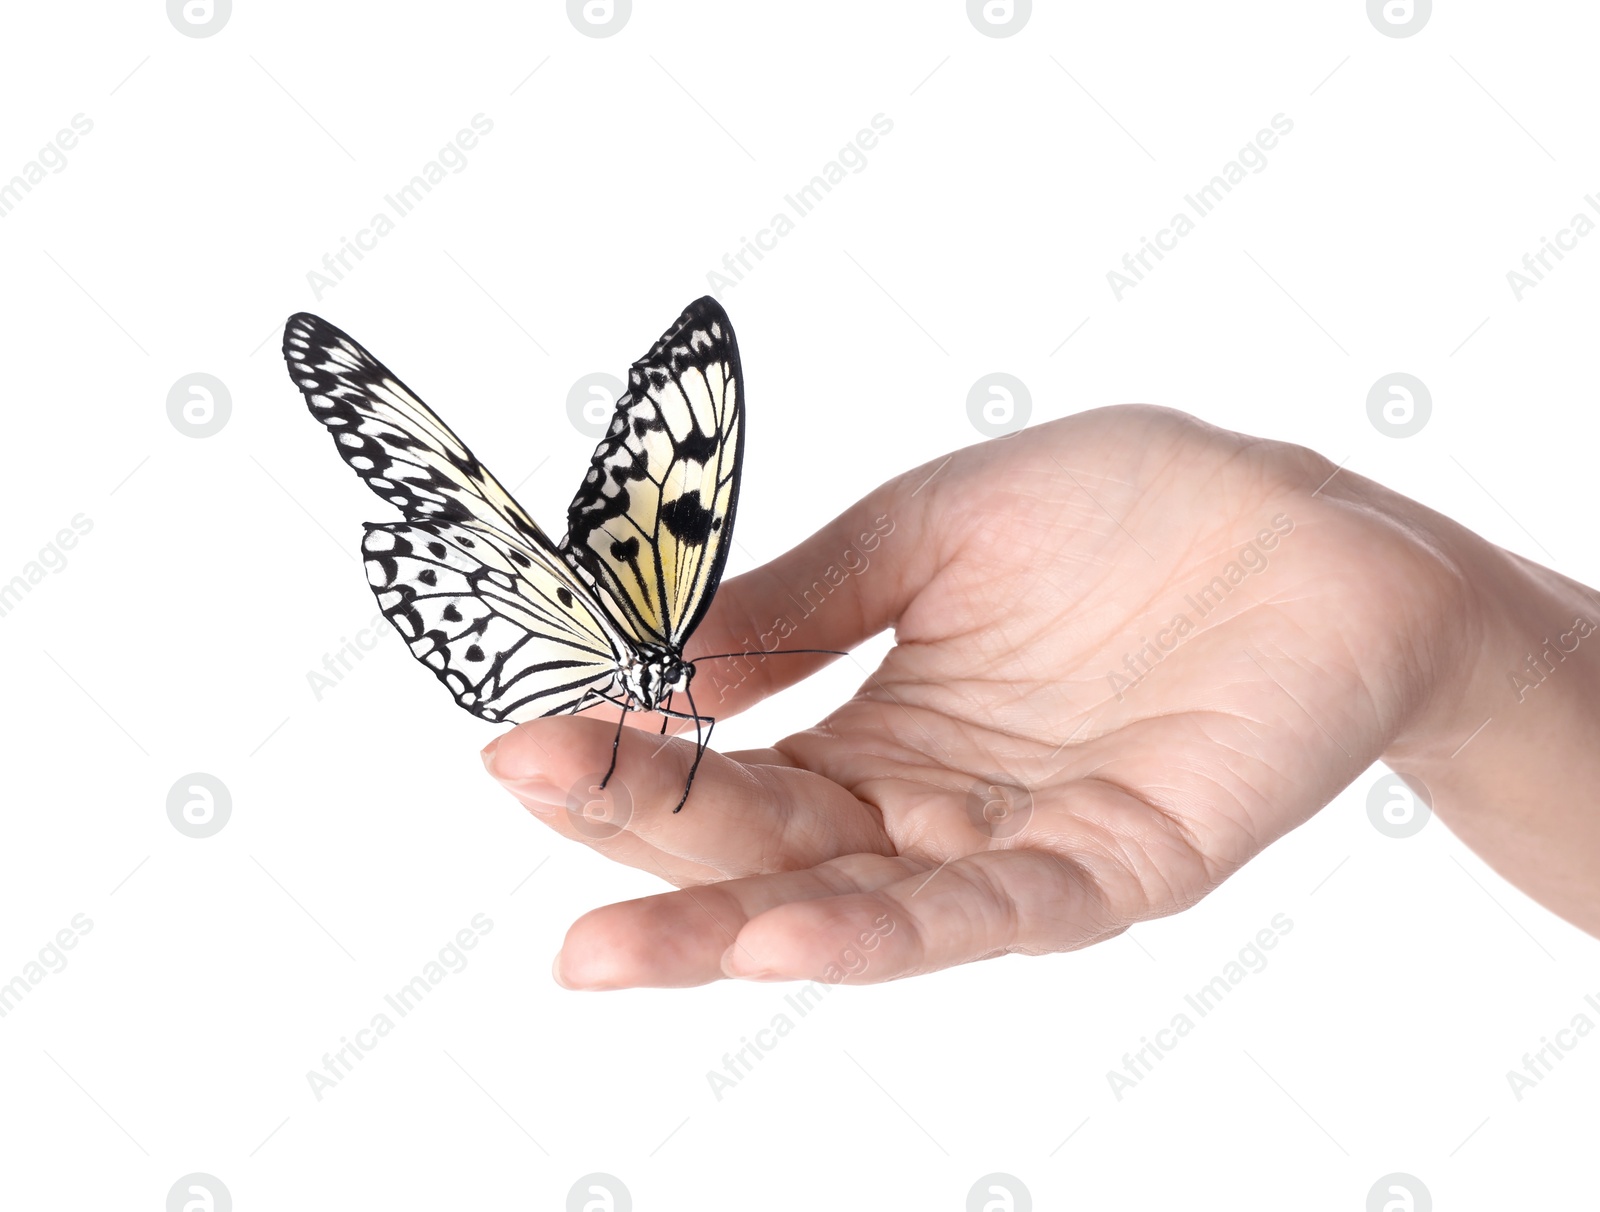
(363, 520), (622, 722)
(561, 296), (744, 649)
(282, 313), (547, 549)
(282, 313), (628, 722)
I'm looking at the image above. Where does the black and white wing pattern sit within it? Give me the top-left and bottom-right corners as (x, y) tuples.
(283, 313), (547, 549)
(561, 296), (744, 650)
(282, 314), (627, 722)
(362, 520), (621, 722)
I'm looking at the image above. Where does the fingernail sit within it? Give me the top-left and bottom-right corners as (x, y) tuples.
(721, 944), (782, 982)
(481, 737), (563, 814)
(552, 951), (573, 989)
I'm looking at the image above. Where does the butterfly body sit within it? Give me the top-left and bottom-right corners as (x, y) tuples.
(283, 297), (743, 809)
(617, 647), (693, 710)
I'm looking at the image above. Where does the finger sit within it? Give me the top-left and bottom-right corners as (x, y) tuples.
(554, 853), (926, 989)
(483, 725), (722, 882)
(483, 715), (893, 876)
(483, 734), (728, 884)
(683, 463), (947, 718)
(720, 849), (1125, 984)
(570, 697), (701, 734)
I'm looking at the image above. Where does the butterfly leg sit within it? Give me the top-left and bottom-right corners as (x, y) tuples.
(671, 682), (716, 813)
(599, 700), (630, 790)
(659, 691), (673, 735)
(675, 716), (715, 813)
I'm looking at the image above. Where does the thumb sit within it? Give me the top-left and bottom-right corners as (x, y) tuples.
(684, 460), (945, 719)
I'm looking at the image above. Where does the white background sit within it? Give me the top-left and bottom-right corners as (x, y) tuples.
(1, 2), (1596, 1208)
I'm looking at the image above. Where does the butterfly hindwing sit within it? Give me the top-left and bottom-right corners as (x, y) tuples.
(283, 313), (548, 550)
(561, 296), (744, 649)
(363, 519), (622, 722)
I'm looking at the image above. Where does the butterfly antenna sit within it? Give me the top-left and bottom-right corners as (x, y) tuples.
(691, 648), (847, 661)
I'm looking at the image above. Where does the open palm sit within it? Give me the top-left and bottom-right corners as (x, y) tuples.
(484, 405), (1467, 986)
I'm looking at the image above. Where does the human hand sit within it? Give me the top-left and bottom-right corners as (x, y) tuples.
(480, 405), (1553, 986)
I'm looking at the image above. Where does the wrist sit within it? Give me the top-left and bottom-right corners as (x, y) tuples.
(1384, 509), (1600, 934)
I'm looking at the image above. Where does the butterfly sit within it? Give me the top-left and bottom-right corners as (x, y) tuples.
(281, 297), (759, 811)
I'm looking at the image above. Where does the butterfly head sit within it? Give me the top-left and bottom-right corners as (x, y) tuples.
(624, 649), (695, 709)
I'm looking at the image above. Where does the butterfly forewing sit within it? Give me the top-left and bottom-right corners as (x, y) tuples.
(283, 313), (548, 550)
(562, 296), (744, 649)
